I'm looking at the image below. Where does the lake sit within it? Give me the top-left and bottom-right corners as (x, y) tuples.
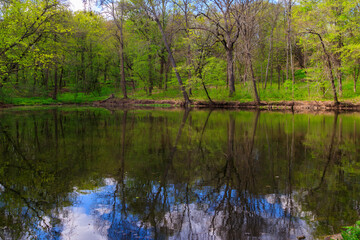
(0, 107), (359, 239)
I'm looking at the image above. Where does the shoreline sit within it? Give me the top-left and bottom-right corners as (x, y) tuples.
(92, 97), (360, 112)
(2, 98), (360, 113)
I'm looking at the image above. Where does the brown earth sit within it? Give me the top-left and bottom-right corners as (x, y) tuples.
(324, 233), (342, 240)
(92, 95), (360, 112)
(0, 102), (13, 109)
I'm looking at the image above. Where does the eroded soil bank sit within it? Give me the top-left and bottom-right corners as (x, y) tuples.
(92, 97), (360, 112)
(0, 102), (13, 108)
(2, 97), (360, 113)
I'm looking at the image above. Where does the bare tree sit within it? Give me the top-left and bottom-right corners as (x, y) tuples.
(192, 31), (217, 104)
(264, 2), (281, 89)
(307, 30), (339, 105)
(134, 0), (191, 105)
(236, 0), (263, 104)
(353, 60), (360, 93)
(196, 0), (241, 96)
(284, 0), (294, 84)
(173, 0), (194, 95)
(102, 0), (128, 98)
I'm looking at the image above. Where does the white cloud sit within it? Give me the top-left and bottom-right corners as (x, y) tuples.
(60, 207), (110, 240)
(68, 0), (85, 12)
(67, 0), (102, 12)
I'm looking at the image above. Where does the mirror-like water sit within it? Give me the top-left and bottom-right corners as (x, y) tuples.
(0, 108), (359, 239)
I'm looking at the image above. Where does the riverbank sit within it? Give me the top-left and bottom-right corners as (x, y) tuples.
(2, 97), (360, 112)
(2, 82), (360, 111)
(0, 102), (13, 108)
(92, 96), (360, 112)
(2, 92), (360, 112)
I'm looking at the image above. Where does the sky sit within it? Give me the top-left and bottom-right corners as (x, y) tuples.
(68, 0), (85, 12)
(67, 0), (102, 12)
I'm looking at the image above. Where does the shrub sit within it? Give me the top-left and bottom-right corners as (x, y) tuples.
(341, 221), (360, 240)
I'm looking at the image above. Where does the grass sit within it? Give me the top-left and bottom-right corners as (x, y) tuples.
(0, 87), (113, 106)
(126, 88), (184, 100)
(126, 78), (360, 103)
(1, 78), (359, 106)
(340, 221), (360, 240)
(2, 93), (109, 106)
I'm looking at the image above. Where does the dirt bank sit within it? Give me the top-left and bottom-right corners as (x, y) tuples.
(92, 97), (360, 112)
(0, 102), (13, 109)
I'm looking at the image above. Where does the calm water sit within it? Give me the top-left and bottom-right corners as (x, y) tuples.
(0, 107), (360, 240)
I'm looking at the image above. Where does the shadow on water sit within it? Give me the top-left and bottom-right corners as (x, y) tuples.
(0, 108), (360, 239)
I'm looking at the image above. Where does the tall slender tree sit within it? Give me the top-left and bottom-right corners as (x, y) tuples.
(133, 0), (191, 105)
(196, 0), (242, 96)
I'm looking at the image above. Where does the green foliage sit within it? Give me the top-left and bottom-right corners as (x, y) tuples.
(0, 0), (359, 105)
(341, 221), (360, 240)
(202, 57), (227, 86)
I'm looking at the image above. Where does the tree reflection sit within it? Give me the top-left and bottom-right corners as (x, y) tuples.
(0, 109), (360, 239)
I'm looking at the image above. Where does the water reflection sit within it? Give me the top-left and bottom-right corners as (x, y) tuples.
(0, 108), (360, 239)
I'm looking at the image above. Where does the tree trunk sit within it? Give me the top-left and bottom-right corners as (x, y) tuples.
(59, 67), (64, 90)
(227, 48), (235, 96)
(282, 71), (285, 83)
(159, 55), (165, 89)
(309, 31), (339, 105)
(148, 51), (153, 95)
(354, 66), (359, 93)
(277, 65), (281, 90)
(154, 17), (190, 105)
(264, 28), (274, 89)
(165, 60), (169, 91)
(290, 40), (295, 84)
(198, 71), (214, 104)
(15, 64), (19, 87)
(32, 66), (37, 94)
(104, 57), (108, 83)
(270, 64), (273, 86)
(44, 68), (49, 90)
(89, 42), (94, 92)
(119, 31), (127, 98)
(112, 0), (127, 99)
(286, 34), (289, 81)
(187, 44), (192, 95)
(53, 64), (58, 100)
(248, 53), (260, 104)
(80, 49), (85, 92)
(286, 0), (295, 84)
(285, 0), (291, 81)
(243, 62), (248, 86)
(335, 20), (344, 96)
(261, 62), (264, 88)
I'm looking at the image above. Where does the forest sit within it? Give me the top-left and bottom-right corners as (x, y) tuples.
(0, 0), (359, 105)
